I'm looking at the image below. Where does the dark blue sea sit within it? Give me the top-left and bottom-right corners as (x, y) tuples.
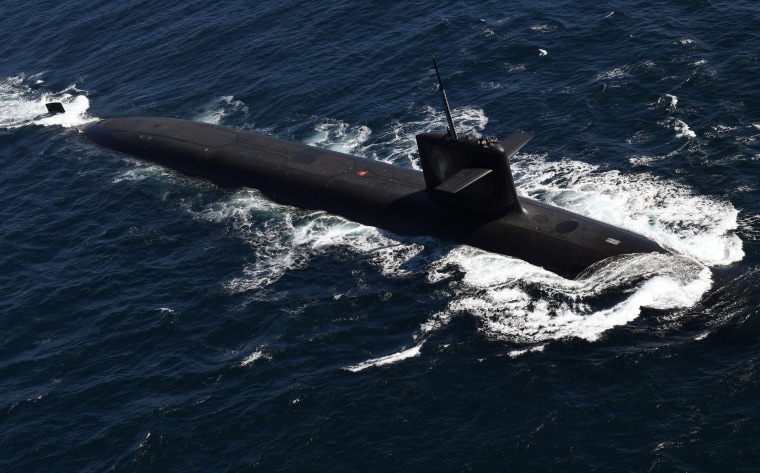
(2, 1), (759, 471)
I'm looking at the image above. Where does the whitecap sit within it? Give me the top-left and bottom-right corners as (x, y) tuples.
(662, 93), (678, 111)
(241, 347), (271, 367)
(674, 119), (696, 138)
(195, 95), (249, 125)
(344, 341), (424, 372)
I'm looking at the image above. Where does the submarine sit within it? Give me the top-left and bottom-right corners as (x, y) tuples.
(78, 59), (667, 279)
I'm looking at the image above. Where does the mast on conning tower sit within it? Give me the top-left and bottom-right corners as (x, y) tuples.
(417, 57), (532, 213)
(432, 56), (458, 141)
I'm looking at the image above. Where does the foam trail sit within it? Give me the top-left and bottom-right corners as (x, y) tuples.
(0, 75), (94, 129)
(424, 249), (713, 345)
(344, 342), (425, 372)
(213, 192), (430, 295)
(33, 95), (93, 128)
(508, 345), (546, 358)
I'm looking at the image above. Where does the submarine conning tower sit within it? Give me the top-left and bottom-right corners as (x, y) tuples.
(416, 131), (532, 212)
(418, 57), (532, 213)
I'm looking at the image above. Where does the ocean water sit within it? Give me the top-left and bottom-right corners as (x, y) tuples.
(1, 0), (759, 471)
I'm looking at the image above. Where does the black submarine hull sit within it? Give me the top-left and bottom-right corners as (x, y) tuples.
(83, 117), (666, 279)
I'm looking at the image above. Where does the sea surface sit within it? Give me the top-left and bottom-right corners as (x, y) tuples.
(1, 1), (759, 471)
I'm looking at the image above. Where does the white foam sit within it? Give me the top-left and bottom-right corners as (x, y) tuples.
(596, 67), (631, 81)
(662, 93), (678, 111)
(344, 342), (424, 372)
(112, 156), (215, 186)
(531, 24), (558, 33)
(304, 119), (372, 154)
(195, 190), (315, 294)
(423, 248), (712, 344)
(194, 95), (249, 125)
(673, 118), (696, 138)
(508, 345), (546, 358)
(240, 347), (271, 367)
(210, 189), (433, 294)
(137, 433), (151, 450)
(0, 75), (94, 129)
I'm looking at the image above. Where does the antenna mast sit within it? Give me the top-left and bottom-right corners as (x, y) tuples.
(432, 57), (458, 141)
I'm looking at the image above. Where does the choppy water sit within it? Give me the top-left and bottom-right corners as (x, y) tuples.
(2, 1), (759, 471)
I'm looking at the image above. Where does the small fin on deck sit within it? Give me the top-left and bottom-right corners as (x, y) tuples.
(46, 102), (65, 114)
(435, 167), (492, 194)
(501, 132), (533, 159)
